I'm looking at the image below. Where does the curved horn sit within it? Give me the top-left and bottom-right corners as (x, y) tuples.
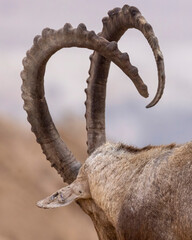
(21, 23), (147, 183)
(85, 5), (165, 154)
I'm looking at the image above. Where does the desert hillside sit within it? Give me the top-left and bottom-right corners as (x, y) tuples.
(0, 117), (97, 240)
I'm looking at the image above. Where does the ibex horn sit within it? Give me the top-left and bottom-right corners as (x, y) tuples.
(21, 23), (148, 183)
(85, 5), (165, 154)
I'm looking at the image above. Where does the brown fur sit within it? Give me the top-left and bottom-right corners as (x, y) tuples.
(117, 143), (176, 153)
(83, 142), (192, 240)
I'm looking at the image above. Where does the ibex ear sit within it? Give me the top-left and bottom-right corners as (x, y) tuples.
(36, 185), (80, 209)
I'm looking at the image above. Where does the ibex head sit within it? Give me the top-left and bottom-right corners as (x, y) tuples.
(37, 167), (91, 208)
(21, 5), (175, 240)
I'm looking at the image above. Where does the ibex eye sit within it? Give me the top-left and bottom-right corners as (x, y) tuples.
(51, 192), (59, 200)
(79, 190), (82, 194)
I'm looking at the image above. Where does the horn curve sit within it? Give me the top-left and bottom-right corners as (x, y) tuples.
(85, 5), (165, 154)
(21, 23), (147, 183)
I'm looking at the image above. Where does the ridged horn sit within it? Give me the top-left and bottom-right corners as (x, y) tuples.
(85, 5), (165, 154)
(21, 23), (147, 183)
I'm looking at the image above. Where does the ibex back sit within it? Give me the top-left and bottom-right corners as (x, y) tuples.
(21, 4), (192, 240)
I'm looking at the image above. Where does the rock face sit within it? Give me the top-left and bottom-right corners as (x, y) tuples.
(0, 117), (97, 240)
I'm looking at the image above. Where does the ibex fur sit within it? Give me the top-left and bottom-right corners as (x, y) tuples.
(21, 4), (192, 240)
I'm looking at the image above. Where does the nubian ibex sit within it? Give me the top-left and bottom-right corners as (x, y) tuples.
(21, 4), (192, 240)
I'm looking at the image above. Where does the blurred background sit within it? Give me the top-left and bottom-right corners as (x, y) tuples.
(0, 0), (192, 239)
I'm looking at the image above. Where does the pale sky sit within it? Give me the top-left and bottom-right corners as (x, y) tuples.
(1, 0), (192, 146)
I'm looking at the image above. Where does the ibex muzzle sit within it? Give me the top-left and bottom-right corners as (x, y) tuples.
(21, 4), (192, 240)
